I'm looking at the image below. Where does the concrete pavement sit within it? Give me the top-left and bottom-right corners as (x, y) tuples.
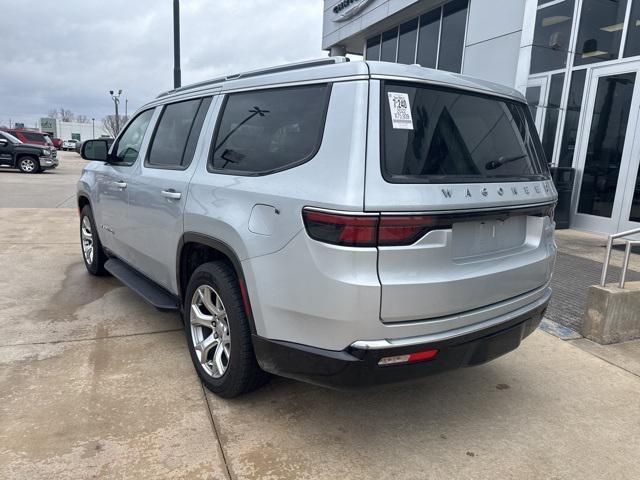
(1, 153), (640, 479)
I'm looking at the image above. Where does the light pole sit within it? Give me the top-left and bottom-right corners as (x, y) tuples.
(92, 118), (95, 139)
(173, 0), (181, 88)
(109, 89), (122, 135)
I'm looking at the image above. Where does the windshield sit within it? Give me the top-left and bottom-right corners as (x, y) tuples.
(382, 82), (549, 183)
(0, 131), (22, 144)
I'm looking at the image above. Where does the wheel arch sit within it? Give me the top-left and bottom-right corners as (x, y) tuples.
(177, 233), (257, 334)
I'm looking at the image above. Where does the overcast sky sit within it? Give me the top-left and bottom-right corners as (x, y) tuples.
(0, 0), (325, 128)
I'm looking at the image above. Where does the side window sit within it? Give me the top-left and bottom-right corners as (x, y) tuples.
(210, 84), (330, 175)
(147, 97), (212, 168)
(112, 109), (154, 165)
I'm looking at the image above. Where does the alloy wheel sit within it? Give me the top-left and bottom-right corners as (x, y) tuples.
(81, 216), (94, 265)
(20, 158), (35, 172)
(190, 285), (231, 378)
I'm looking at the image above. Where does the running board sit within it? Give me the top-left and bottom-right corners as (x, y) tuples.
(105, 258), (180, 311)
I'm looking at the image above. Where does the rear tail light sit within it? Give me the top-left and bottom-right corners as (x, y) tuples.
(378, 215), (437, 246)
(378, 349), (438, 366)
(302, 210), (378, 247)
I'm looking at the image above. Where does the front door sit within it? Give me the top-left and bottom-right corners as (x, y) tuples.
(124, 96), (215, 293)
(572, 63), (640, 235)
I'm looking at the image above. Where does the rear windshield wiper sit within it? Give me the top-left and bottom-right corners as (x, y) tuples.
(485, 153), (527, 171)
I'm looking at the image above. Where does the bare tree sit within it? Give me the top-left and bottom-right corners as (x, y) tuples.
(47, 108), (59, 120)
(60, 109), (75, 122)
(102, 115), (128, 137)
(75, 115), (91, 124)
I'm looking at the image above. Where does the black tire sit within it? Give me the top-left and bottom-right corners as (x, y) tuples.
(80, 205), (108, 276)
(184, 261), (269, 398)
(17, 156), (40, 174)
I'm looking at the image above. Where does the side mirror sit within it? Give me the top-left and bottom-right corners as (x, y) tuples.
(81, 139), (109, 161)
(0, 138), (8, 146)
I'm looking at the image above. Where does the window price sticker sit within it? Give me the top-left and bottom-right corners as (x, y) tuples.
(387, 92), (413, 130)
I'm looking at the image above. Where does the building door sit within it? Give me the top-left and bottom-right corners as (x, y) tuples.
(571, 63), (640, 235)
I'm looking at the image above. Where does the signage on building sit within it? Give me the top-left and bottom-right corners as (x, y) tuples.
(332, 0), (373, 22)
(40, 117), (57, 135)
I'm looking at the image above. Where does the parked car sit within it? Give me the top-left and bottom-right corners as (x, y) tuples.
(77, 58), (557, 398)
(62, 139), (79, 151)
(0, 128), (53, 147)
(52, 138), (63, 150)
(0, 130), (58, 173)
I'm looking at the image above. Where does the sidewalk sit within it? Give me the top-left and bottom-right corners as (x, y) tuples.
(547, 229), (640, 333)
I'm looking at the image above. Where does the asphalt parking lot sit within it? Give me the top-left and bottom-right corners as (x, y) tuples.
(1, 151), (640, 479)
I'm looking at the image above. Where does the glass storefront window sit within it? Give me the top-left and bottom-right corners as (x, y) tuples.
(438, 0), (468, 73)
(558, 69), (587, 167)
(397, 18), (419, 64)
(541, 73), (565, 164)
(526, 86), (542, 121)
(578, 72), (636, 218)
(416, 8), (441, 68)
(624, 0), (640, 58)
(366, 35), (381, 61)
(574, 0), (628, 66)
(380, 27), (399, 62)
(530, 0), (575, 74)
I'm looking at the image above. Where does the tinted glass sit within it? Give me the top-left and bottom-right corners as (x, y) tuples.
(113, 109), (154, 165)
(541, 73), (565, 164)
(0, 131), (20, 143)
(397, 18), (419, 64)
(624, 0), (640, 57)
(380, 27), (399, 62)
(382, 82), (546, 183)
(438, 0), (468, 73)
(23, 132), (44, 142)
(366, 35), (381, 61)
(630, 166), (640, 222)
(211, 84), (329, 175)
(558, 69), (586, 167)
(578, 72), (636, 217)
(182, 97), (212, 167)
(526, 85), (542, 120)
(416, 8), (441, 68)
(530, 0), (575, 74)
(148, 99), (201, 167)
(575, 0), (628, 66)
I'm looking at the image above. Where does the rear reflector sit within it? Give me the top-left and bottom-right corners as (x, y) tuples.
(378, 349), (438, 366)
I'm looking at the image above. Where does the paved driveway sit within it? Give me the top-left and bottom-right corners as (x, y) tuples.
(1, 154), (640, 479)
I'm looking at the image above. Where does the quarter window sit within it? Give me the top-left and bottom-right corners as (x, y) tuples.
(147, 97), (211, 168)
(210, 84), (330, 175)
(112, 109), (154, 165)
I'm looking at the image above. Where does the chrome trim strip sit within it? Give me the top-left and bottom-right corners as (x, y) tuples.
(350, 287), (551, 350)
(378, 200), (557, 216)
(303, 205), (379, 216)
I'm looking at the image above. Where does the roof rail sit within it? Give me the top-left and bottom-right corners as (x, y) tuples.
(157, 56), (349, 98)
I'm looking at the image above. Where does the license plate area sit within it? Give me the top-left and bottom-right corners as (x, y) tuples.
(451, 216), (527, 259)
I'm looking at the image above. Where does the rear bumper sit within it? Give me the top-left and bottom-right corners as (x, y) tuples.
(253, 300), (547, 389)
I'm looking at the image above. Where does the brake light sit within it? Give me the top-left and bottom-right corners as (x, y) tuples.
(302, 210), (378, 247)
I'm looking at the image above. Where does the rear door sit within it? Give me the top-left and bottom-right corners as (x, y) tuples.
(124, 96), (215, 293)
(366, 79), (557, 322)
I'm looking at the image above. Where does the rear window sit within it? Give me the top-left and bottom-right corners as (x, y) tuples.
(382, 82), (548, 183)
(209, 84), (331, 175)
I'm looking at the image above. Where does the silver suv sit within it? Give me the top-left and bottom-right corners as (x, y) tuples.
(77, 58), (557, 397)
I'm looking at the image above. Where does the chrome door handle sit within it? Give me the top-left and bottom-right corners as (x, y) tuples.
(161, 189), (182, 200)
(113, 181), (127, 189)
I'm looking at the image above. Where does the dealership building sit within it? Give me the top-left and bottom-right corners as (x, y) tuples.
(323, 0), (640, 234)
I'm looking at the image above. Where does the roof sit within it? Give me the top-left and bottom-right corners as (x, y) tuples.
(142, 57), (525, 110)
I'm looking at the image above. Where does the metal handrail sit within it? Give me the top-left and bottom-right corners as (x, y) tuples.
(600, 227), (640, 288)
